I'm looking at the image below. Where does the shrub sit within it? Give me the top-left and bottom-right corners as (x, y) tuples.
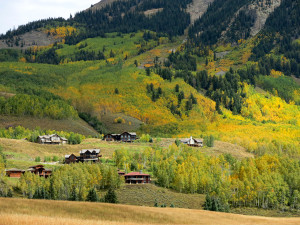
(44, 156), (51, 162)
(104, 188), (118, 203)
(175, 138), (181, 147)
(205, 135), (215, 147)
(86, 187), (98, 202)
(35, 156), (41, 162)
(114, 117), (125, 124)
(139, 134), (152, 143)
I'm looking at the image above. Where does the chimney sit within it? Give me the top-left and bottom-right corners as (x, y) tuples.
(139, 170), (143, 174)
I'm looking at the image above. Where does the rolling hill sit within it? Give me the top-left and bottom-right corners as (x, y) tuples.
(1, 198), (300, 225)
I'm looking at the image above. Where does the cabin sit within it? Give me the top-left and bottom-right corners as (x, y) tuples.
(120, 132), (137, 142)
(37, 134), (68, 145)
(65, 154), (77, 164)
(180, 136), (203, 147)
(124, 171), (151, 184)
(27, 165), (52, 178)
(6, 169), (25, 178)
(103, 134), (120, 142)
(64, 149), (102, 164)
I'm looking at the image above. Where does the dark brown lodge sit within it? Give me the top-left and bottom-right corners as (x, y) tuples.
(27, 165), (52, 178)
(124, 171), (151, 184)
(104, 132), (137, 142)
(65, 149), (102, 164)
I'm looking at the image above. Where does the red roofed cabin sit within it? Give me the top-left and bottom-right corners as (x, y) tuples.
(6, 169), (25, 178)
(125, 171), (151, 184)
(28, 165), (52, 178)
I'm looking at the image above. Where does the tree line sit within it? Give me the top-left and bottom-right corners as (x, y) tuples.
(0, 126), (85, 144)
(113, 144), (300, 212)
(0, 94), (78, 120)
(18, 163), (122, 201)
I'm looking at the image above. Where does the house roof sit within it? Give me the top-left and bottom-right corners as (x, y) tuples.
(121, 132), (136, 136)
(38, 134), (67, 141)
(65, 154), (76, 158)
(111, 134), (120, 137)
(80, 149), (100, 154)
(29, 165), (44, 168)
(180, 137), (203, 144)
(125, 172), (150, 176)
(5, 168), (25, 172)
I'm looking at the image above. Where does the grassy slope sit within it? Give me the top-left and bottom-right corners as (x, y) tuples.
(115, 184), (205, 209)
(0, 138), (253, 169)
(0, 115), (98, 137)
(1, 198), (300, 225)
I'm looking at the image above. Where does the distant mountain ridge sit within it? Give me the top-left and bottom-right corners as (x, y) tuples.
(0, 0), (295, 48)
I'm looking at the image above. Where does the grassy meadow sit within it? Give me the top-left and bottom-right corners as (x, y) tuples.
(1, 198), (300, 225)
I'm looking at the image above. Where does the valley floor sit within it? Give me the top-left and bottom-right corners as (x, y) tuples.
(1, 198), (300, 225)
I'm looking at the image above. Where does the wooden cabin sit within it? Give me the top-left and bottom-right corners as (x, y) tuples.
(65, 154), (77, 164)
(37, 134), (68, 145)
(28, 165), (52, 178)
(77, 149), (102, 163)
(124, 171), (151, 184)
(103, 134), (120, 142)
(6, 169), (25, 178)
(120, 132), (137, 142)
(180, 136), (203, 147)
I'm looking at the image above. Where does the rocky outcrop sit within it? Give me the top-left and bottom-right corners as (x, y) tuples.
(186, 0), (215, 24)
(249, 0), (281, 36)
(0, 30), (60, 49)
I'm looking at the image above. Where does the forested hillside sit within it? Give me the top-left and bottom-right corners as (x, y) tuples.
(0, 0), (298, 147)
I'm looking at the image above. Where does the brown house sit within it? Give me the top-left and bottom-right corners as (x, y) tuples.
(65, 149), (102, 164)
(103, 132), (137, 142)
(120, 132), (137, 142)
(28, 165), (52, 178)
(103, 134), (120, 142)
(65, 154), (77, 164)
(37, 134), (68, 145)
(6, 169), (25, 178)
(124, 171), (151, 184)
